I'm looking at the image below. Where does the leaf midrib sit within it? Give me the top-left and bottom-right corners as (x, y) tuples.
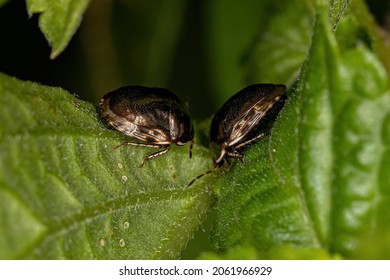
(15, 186), (208, 259)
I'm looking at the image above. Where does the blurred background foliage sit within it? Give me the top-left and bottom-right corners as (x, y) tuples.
(0, 0), (388, 120)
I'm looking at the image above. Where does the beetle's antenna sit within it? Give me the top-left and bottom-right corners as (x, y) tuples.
(187, 169), (213, 187)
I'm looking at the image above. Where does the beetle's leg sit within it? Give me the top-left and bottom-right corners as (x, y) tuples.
(226, 132), (269, 165)
(114, 142), (170, 167)
(189, 139), (194, 159)
(234, 131), (269, 150)
(114, 141), (163, 150)
(187, 169), (213, 187)
(140, 145), (171, 167)
(227, 150), (244, 159)
(219, 157), (233, 173)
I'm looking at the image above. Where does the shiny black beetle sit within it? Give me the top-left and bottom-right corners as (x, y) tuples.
(100, 86), (194, 166)
(188, 83), (286, 186)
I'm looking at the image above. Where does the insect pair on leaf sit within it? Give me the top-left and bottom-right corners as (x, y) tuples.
(100, 84), (287, 185)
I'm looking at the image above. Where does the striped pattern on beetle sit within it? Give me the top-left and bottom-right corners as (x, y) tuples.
(188, 83), (287, 186)
(210, 83), (287, 168)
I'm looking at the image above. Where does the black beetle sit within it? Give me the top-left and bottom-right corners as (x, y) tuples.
(188, 83), (286, 186)
(210, 83), (287, 168)
(100, 86), (194, 166)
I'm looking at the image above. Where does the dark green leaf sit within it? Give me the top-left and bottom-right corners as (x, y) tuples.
(108, 0), (188, 88)
(25, 0), (91, 59)
(199, 244), (339, 260)
(245, 0), (314, 87)
(204, 0), (268, 105)
(205, 0), (315, 106)
(0, 73), (216, 259)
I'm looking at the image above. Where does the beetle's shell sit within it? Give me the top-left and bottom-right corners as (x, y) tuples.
(210, 83), (286, 165)
(100, 86), (193, 145)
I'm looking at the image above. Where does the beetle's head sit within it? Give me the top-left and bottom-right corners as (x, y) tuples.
(176, 117), (194, 144)
(176, 119), (194, 159)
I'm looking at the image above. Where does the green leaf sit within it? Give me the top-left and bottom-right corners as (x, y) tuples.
(25, 0), (91, 59)
(211, 2), (390, 259)
(245, 0), (314, 87)
(330, 49), (390, 257)
(211, 141), (321, 253)
(336, 0), (390, 82)
(198, 245), (259, 260)
(0, 72), (216, 259)
(199, 244), (338, 260)
(329, 0), (352, 30)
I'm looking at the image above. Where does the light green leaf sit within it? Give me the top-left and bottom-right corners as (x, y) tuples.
(25, 0), (90, 59)
(0, 73), (216, 259)
(329, 0), (352, 30)
(330, 48), (390, 258)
